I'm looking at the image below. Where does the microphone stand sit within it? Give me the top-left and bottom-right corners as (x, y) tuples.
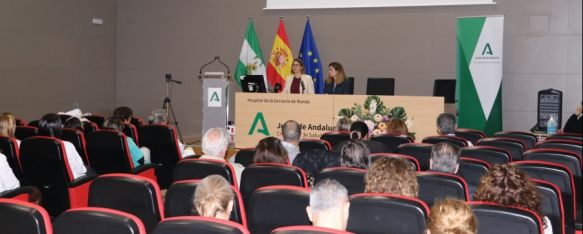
(162, 74), (184, 143)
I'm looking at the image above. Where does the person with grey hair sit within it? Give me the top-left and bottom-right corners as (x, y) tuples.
(199, 128), (244, 186)
(282, 120), (301, 163)
(306, 179), (350, 231)
(148, 109), (195, 157)
(336, 117), (352, 132)
(430, 142), (461, 174)
(340, 139), (370, 169)
(436, 113), (473, 146)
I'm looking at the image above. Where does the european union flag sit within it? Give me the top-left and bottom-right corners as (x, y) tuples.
(298, 18), (324, 94)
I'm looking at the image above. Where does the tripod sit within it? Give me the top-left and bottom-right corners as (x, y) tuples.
(162, 74), (184, 143)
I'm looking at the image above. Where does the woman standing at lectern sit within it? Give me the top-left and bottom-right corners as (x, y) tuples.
(325, 62), (351, 94)
(281, 58), (315, 94)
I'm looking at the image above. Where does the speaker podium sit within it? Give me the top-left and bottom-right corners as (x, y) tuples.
(201, 72), (230, 136)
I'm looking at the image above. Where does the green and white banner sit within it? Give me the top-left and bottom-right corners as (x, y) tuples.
(456, 15), (504, 136)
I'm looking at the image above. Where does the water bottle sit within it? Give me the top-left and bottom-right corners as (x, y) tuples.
(546, 115), (557, 135)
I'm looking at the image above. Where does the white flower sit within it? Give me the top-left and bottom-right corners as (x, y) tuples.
(372, 129), (382, 136)
(350, 115), (359, 122)
(369, 100), (377, 115)
(363, 120), (375, 137)
(373, 114), (383, 122)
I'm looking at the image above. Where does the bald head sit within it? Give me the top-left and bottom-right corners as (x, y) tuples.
(282, 120), (301, 143)
(202, 128), (230, 158)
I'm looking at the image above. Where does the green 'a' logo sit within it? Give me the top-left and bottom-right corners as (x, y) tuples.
(248, 112), (270, 136)
(481, 43), (493, 55)
(210, 92), (220, 102)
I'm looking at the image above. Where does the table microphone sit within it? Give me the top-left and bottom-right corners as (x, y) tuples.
(274, 83), (282, 93)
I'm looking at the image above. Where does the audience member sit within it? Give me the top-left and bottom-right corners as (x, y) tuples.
(385, 118), (414, 141)
(365, 157), (418, 198)
(38, 113), (87, 179)
(324, 62), (351, 94)
(192, 175), (234, 220)
(148, 109), (195, 157)
(340, 139), (370, 169)
(113, 106), (134, 125)
(336, 117), (352, 132)
(103, 117), (147, 166)
(474, 164), (552, 233)
(0, 152), (20, 193)
(429, 142), (460, 174)
(306, 179), (351, 231)
(200, 128), (244, 186)
(64, 116), (83, 131)
(253, 136), (289, 164)
(0, 113), (19, 146)
(563, 101), (582, 134)
(427, 198), (477, 234)
(281, 120), (301, 163)
(293, 149), (340, 188)
(282, 58), (315, 94)
(436, 113), (472, 146)
(334, 121), (388, 153)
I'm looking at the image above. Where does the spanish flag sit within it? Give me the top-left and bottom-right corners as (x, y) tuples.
(267, 19), (293, 90)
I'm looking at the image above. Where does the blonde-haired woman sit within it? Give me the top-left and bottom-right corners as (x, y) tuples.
(427, 198), (477, 234)
(193, 175), (234, 220)
(282, 58), (315, 94)
(0, 113), (19, 146)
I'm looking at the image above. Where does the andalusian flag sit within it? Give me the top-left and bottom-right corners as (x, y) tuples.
(267, 19), (293, 89)
(234, 19), (267, 88)
(299, 18), (324, 94)
(456, 16), (504, 136)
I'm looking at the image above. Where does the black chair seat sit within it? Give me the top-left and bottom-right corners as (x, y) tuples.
(153, 216), (249, 234)
(347, 193), (429, 234)
(54, 207), (146, 234)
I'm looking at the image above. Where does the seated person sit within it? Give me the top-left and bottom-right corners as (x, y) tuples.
(306, 179), (350, 231)
(429, 142), (460, 174)
(436, 113), (472, 146)
(0, 113), (19, 146)
(385, 118), (415, 141)
(336, 117), (352, 132)
(253, 137), (289, 165)
(293, 149), (340, 188)
(474, 164), (552, 233)
(281, 120), (301, 163)
(282, 59), (315, 94)
(148, 109), (195, 158)
(324, 62), (351, 95)
(334, 121), (388, 154)
(427, 198), (477, 234)
(38, 113), (87, 179)
(339, 139), (370, 170)
(199, 128), (244, 186)
(192, 175), (234, 220)
(103, 117), (146, 167)
(365, 157), (418, 198)
(0, 152), (20, 193)
(64, 116), (83, 131)
(562, 101), (582, 134)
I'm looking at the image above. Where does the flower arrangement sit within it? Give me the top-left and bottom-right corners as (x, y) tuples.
(338, 95), (415, 138)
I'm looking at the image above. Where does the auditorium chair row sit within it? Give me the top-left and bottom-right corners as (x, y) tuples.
(0, 172), (566, 234)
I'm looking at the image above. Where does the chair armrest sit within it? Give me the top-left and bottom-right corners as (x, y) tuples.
(0, 186), (35, 198)
(69, 173), (97, 187)
(182, 155), (200, 160)
(133, 163), (158, 174)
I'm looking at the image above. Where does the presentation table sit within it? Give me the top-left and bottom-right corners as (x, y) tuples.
(234, 92), (444, 148)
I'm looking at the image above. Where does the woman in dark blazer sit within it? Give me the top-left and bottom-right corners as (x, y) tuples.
(324, 62), (352, 94)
